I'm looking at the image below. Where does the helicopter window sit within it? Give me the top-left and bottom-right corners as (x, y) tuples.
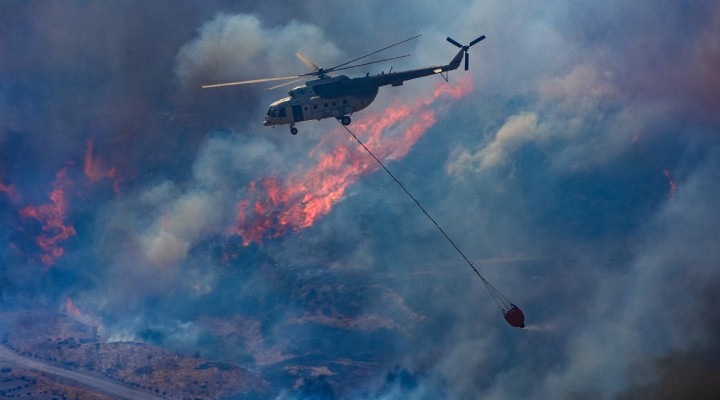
(267, 107), (276, 117)
(278, 107), (286, 117)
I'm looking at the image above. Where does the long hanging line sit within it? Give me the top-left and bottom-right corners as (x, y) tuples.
(340, 123), (513, 314)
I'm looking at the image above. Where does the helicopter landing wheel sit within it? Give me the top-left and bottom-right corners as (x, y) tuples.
(290, 126), (298, 135)
(340, 116), (352, 126)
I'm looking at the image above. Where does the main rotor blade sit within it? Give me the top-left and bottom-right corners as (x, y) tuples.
(328, 34), (421, 72)
(329, 54), (410, 73)
(201, 75), (300, 89)
(446, 37), (463, 48)
(469, 35), (486, 47)
(265, 77), (306, 91)
(296, 51), (319, 72)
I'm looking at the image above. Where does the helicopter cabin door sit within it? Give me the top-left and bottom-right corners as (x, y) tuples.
(292, 105), (304, 122)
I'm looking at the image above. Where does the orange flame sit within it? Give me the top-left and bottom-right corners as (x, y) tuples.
(0, 181), (11, 195)
(84, 139), (121, 192)
(64, 297), (103, 331)
(0, 180), (19, 203)
(233, 76), (473, 245)
(65, 297), (83, 318)
(663, 169), (677, 201)
(19, 169), (77, 265)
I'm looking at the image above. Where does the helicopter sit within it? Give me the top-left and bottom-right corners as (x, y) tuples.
(202, 34), (485, 135)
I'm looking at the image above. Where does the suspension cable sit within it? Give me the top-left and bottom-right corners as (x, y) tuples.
(340, 123), (512, 312)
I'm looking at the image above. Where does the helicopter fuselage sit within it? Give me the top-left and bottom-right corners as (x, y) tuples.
(263, 75), (378, 127)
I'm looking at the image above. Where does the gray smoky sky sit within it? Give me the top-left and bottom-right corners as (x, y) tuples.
(2, 1), (720, 399)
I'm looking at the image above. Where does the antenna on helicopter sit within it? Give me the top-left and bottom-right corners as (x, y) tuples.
(446, 35), (485, 70)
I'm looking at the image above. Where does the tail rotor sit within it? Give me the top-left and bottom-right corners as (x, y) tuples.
(446, 35), (485, 70)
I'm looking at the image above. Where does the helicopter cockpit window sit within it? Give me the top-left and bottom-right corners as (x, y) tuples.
(268, 106), (286, 118)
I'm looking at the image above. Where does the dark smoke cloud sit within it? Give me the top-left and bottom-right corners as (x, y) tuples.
(2, 1), (720, 399)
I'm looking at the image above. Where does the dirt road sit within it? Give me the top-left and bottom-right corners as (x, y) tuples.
(0, 345), (164, 400)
